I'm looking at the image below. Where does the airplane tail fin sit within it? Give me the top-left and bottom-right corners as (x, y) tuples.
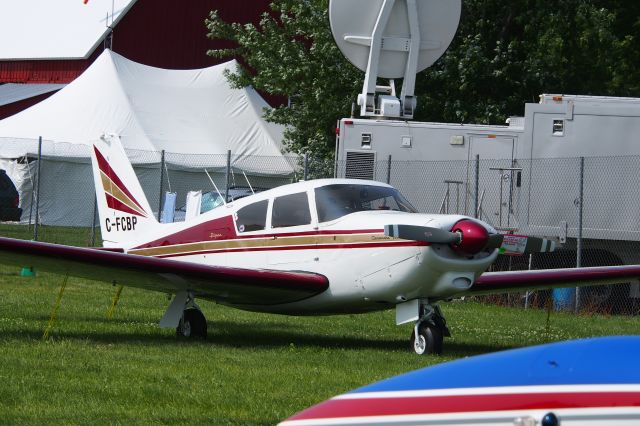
(90, 134), (159, 248)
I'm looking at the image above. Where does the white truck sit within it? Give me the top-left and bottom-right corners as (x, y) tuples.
(336, 94), (640, 312)
(337, 94), (640, 248)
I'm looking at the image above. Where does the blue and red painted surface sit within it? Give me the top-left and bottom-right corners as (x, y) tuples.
(282, 336), (640, 424)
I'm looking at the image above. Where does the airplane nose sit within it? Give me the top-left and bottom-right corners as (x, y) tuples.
(450, 219), (489, 255)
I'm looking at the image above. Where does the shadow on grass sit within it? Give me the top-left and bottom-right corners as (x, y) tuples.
(443, 340), (517, 357)
(1, 318), (506, 355)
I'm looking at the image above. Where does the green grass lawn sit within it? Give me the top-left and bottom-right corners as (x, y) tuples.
(1, 264), (639, 425)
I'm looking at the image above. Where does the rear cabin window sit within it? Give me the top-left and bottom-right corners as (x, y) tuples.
(235, 200), (268, 233)
(272, 192), (311, 228)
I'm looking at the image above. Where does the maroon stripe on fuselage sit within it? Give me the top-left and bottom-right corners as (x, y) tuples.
(93, 145), (146, 213)
(154, 241), (426, 259)
(134, 215), (237, 249)
(133, 214), (388, 250)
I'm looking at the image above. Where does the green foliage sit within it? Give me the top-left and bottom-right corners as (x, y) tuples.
(417, 0), (638, 124)
(206, 0), (640, 157)
(207, 0), (361, 158)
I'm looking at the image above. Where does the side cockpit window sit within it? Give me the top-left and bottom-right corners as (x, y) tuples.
(272, 192), (311, 228)
(235, 200), (268, 233)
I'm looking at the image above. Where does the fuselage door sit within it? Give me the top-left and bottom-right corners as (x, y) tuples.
(267, 191), (317, 266)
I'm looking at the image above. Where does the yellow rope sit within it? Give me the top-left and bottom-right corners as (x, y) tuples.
(42, 275), (69, 341)
(106, 285), (124, 319)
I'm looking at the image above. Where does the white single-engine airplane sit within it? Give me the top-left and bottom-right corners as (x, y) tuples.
(1, 135), (639, 355)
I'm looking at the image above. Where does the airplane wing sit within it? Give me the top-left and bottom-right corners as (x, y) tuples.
(0, 237), (329, 305)
(470, 265), (640, 295)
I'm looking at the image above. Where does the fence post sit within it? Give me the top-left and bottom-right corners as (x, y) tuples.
(474, 154), (480, 218)
(33, 136), (42, 241)
(386, 155), (392, 184)
(575, 156), (585, 313)
(303, 152), (309, 181)
(157, 150), (165, 221)
(90, 193), (98, 247)
(225, 150), (231, 202)
(525, 253), (533, 309)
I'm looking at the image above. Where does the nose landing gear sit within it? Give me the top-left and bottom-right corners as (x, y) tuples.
(411, 303), (450, 355)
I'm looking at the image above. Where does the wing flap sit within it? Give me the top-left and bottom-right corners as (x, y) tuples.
(0, 237), (328, 305)
(471, 265), (640, 295)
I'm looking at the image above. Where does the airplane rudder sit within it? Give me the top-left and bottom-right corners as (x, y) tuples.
(90, 134), (159, 246)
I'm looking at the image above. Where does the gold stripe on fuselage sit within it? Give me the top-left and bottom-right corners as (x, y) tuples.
(128, 233), (398, 257)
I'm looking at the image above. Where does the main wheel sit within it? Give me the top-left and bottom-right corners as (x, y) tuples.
(411, 323), (443, 355)
(177, 308), (207, 339)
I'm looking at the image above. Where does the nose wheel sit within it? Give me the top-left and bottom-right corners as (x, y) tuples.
(411, 323), (443, 355)
(410, 303), (449, 355)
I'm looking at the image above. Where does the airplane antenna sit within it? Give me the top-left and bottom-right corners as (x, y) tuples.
(204, 169), (226, 206)
(242, 171), (255, 194)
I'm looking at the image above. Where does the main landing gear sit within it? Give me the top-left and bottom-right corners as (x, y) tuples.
(411, 303), (450, 355)
(160, 291), (208, 339)
(177, 307), (207, 339)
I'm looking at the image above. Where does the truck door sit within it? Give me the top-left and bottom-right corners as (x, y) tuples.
(468, 136), (520, 230)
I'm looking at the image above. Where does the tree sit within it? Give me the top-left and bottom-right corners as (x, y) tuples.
(417, 0), (629, 124)
(208, 0), (640, 156)
(206, 0), (361, 158)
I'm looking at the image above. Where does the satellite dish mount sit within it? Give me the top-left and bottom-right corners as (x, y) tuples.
(330, 0), (461, 119)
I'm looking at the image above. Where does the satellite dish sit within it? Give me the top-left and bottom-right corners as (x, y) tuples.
(330, 0), (461, 118)
(330, 0), (461, 78)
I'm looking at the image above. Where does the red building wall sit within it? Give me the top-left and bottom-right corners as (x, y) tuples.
(0, 0), (271, 84)
(0, 91), (58, 121)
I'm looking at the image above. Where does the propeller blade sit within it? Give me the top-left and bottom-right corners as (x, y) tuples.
(384, 224), (460, 244)
(485, 233), (504, 250)
(499, 235), (557, 256)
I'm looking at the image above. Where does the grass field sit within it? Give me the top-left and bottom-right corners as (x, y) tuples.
(1, 224), (639, 424)
(1, 263), (639, 425)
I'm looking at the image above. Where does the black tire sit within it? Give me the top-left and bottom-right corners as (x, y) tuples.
(176, 308), (207, 339)
(410, 324), (443, 355)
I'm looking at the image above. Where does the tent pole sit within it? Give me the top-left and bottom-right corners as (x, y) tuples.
(225, 150), (231, 202)
(157, 150), (165, 221)
(33, 137), (42, 241)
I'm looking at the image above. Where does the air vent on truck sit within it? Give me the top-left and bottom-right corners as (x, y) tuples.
(345, 151), (375, 180)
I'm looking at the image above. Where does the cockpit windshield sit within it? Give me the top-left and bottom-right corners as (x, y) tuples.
(315, 184), (417, 223)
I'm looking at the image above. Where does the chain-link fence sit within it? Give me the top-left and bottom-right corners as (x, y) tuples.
(334, 155), (640, 316)
(1, 138), (639, 315)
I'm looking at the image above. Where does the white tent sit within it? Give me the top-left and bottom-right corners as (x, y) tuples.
(0, 49), (287, 161)
(0, 50), (295, 226)
(0, 0), (136, 60)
